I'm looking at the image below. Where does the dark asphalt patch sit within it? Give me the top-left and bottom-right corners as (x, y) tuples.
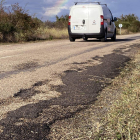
(55, 53), (130, 106)
(33, 80), (48, 87)
(14, 61), (39, 70)
(64, 69), (77, 73)
(13, 80), (48, 100)
(73, 62), (88, 64)
(13, 88), (40, 100)
(0, 122), (50, 140)
(113, 44), (140, 54)
(0, 53), (131, 139)
(92, 55), (103, 60)
(0, 62), (40, 80)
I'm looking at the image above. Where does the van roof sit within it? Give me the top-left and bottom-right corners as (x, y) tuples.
(74, 2), (107, 7)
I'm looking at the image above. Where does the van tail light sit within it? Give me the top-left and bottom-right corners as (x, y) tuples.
(100, 15), (104, 25)
(68, 16), (71, 25)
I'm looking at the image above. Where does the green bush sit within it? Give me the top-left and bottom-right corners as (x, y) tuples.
(0, 0), (68, 42)
(115, 14), (140, 33)
(0, 0), (41, 42)
(45, 15), (69, 29)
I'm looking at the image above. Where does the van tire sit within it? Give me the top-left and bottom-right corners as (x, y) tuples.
(101, 30), (107, 42)
(111, 30), (116, 41)
(69, 36), (75, 42)
(83, 37), (88, 41)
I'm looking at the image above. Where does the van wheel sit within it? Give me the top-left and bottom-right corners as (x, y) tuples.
(111, 30), (116, 41)
(83, 37), (88, 41)
(69, 36), (75, 42)
(101, 31), (107, 42)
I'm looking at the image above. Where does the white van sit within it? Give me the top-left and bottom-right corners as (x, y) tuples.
(68, 2), (117, 42)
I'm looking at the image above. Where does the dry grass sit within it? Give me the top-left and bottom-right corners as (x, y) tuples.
(0, 27), (69, 42)
(34, 27), (69, 40)
(116, 28), (133, 35)
(97, 51), (140, 139)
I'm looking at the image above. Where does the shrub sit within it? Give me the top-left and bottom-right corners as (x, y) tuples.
(115, 14), (140, 33)
(45, 15), (69, 29)
(0, 0), (68, 42)
(0, 0), (41, 42)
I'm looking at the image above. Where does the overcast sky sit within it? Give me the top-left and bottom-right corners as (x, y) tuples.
(4, 0), (140, 21)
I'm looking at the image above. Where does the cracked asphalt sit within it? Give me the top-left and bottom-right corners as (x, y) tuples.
(0, 34), (140, 139)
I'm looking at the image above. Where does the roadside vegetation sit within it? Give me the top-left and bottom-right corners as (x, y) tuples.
(116, 14), (140, 35)
(0, 0), (41, 42)
(95, 50), (140, 139)
(0, 0), (140, 42)
(0, 0), (69, 42)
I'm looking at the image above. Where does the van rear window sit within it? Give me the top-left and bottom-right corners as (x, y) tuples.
(72, 8), (88, 18)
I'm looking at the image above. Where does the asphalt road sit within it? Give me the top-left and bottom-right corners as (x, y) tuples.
(0, 34), (140, 139)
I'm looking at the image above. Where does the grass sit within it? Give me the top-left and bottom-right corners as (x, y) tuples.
(116, 28), (133, 35)
(96, 50), (140, 139)
(34, 27), (69, 40)
(0, 27), (69, 42)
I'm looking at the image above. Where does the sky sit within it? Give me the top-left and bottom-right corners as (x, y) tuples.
(3, 0), (140, 21)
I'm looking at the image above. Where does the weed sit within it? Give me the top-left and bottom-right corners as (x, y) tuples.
(49, 35), (53, 40)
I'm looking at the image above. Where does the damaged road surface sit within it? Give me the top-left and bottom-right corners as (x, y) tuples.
(0, 34), (140, 139)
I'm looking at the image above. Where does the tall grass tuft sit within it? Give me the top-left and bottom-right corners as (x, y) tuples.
(34, 27), (68, 40)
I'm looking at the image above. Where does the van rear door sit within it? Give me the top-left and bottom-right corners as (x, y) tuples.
(88, 7), (100, 33)
(71, 5), (102, 34)
(71, 6), (89, 34)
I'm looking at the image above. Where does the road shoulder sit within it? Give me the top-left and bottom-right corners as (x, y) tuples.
(0, 43), (140, 139)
